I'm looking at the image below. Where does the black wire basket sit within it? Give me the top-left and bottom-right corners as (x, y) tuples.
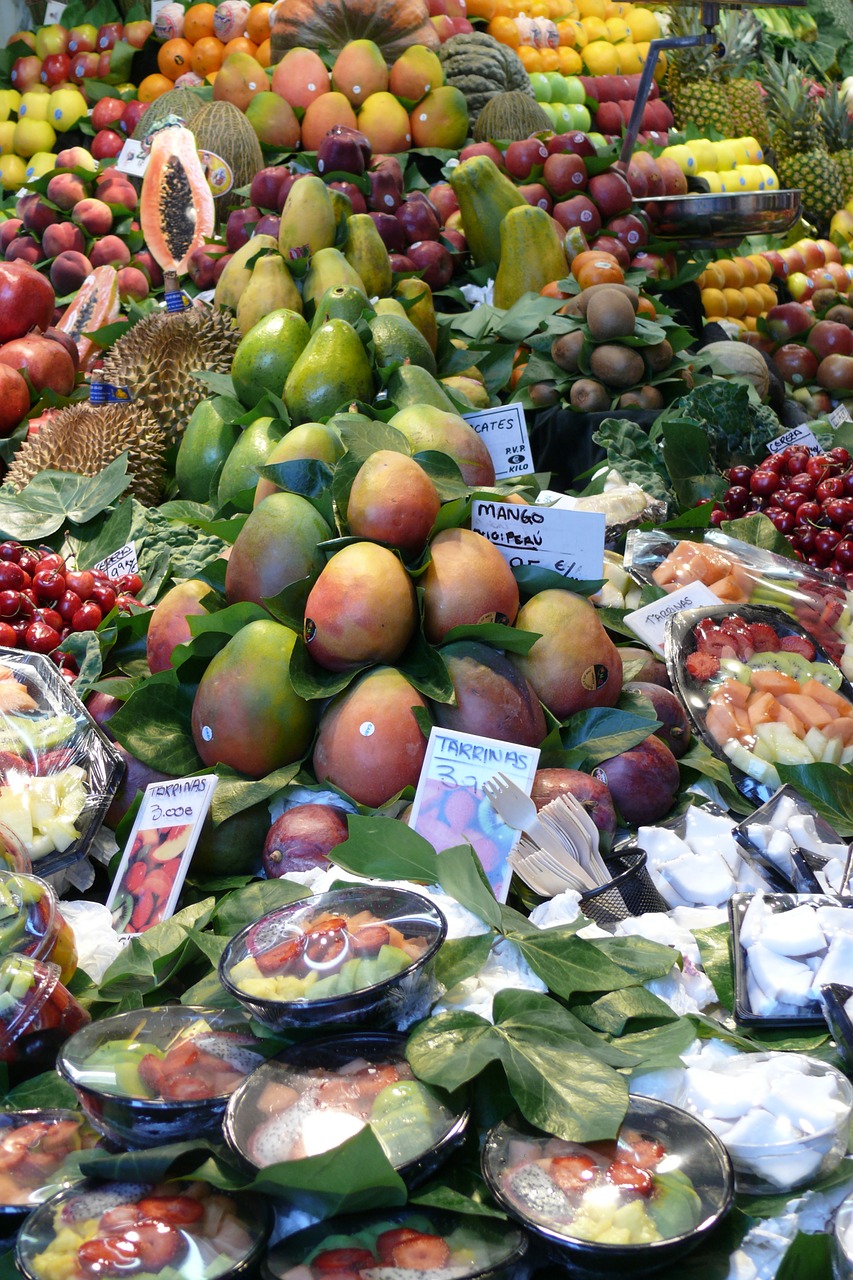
(579, 848), (669, 926)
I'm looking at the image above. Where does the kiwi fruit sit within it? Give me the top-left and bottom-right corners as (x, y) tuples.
(618, 390), (643, 408)
(575, 282), (639, 317)
(825, 304), (853, 326)
(586, 288), (637, 341)
(589, 344), (645, 389)
(638, 384), (664, 409)
(570, 378), (610, 411)
(551, 330), (585, 372)
(561, 294), (585, 318)
(644, 339), (673, 374)
(528, 381), (560, 407)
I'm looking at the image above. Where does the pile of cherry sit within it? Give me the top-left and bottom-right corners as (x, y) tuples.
(0, 541), (144, 680)
(710, 446), (853, 580)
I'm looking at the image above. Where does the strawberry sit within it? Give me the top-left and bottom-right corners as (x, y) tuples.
(550, 1154), (598, 1193)
(137, 1196), (204, 1226)
(137, 1054), (166, 1097)
(685, 651), (720, 681)
(310, 1246), (376, 1272)
(157, 1072), (212, 1102)
(390, 1233), (452, 1269)
(350, 924), (391, 954)
(618, 1136), (666, 1170)
(77, 1235), (142, 1276)
(133, 1221), (186, 1272)
(747, 622), (779, 652)
(779, 634), (816, 661)
(376, 1227), (421, 1263)
(254, 935), (305, 977)
(606, 1160), (653, 1195)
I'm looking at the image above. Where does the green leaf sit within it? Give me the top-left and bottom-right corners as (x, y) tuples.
(721, 514), (798, 559)
(512, 565), (605, 598)
(410, 1184), (506, 1220)
(335, 414), (409, 462)
(439, 623), (541, 654)
(0, 457), (130, 539)
(289, 637), (369, 699)
(213, 878), (308, 936)
(592, 419), (671, 504)
(108, 677), (202, 775)
(193, 371), (236, 398)
(775, 763), (853, 838)
(437, 844), (502, 930)
(505, 926), (665, 1001)
(693, 923), (734, 1012)
(661, 418), (711, 481)
(250, 1124), (407, 1217)
(97, 899), (216, 1001)
(4, 1071), (78, 1111)
(776, 1231), (832, 1280)
(615, 1017), (698, 1072)
(434, 932), (495, 990)
(559, 707), (656, 764)
(398, 627), (454, 702)
(574, 986), (679, 1035)
(263, 574), (318, 632)
(210, 763), (302, 824)
(413, 450), (470, 501)
(329, 813), (439, 882)
(257, 459), (334, 498)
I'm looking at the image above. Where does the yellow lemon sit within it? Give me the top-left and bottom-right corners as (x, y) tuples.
(0, 153), (26, 190)
(0, 89), (21, 117)
(569, 19), (588, 46)
(627, 7), (660, 40)
(577, 0), (606, 17)
(614, 40), (641, 72)
(583, 40), (619, 74)
(738, 136), (763, 163)
(738, 164), (762, 192)
(757, 164), (778, 190)
(697, 170), (723, 191)
(662, 144), (697, 175)
(0, 121), (14, 154)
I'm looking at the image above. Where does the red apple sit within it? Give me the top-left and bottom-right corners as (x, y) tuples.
(553, 193), (601, 235)
(817, 353), (853, 391)
(787, 272), (816, 302)
(40, 52), (70, 85)
(96, 22), (122, 50)
(10, 57), (43, 92)
(504, 137), (550, 181)
(781, 247), (807, 276)
(123, 20), (153, 47)
(547, 131), (595, 158)
(588, 170), (633, 219)
(796, 238), (825, 271)
(593, 234), (630, 269)
(772, 343), (819, 386)
(427, 181), (458, 222)
(67, 23), (98, 53)
(807, 320), (853, 360)
(70, 51), (99, 81)
(91, 96), (125, 131)
(518, 182), (552, 210)
(459, 141), (504, 167)
(542, 151), (587, 197)
(91, 129), (124, 160)
(765, 301), (814, 345)
(817, 238), (842, 265)
(630, 249), (671, 279)
(655, 157), (688, 196)
(605, 212), (648, 251)
(630, 151), (664, 196)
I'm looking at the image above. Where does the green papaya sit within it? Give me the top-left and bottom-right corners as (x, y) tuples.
(493, 205), (569, 310)
(449, 155), (526, 268)
(344, 213), (393, 298)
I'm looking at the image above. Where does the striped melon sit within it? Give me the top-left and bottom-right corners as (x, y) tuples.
(189, 100), (264, 223)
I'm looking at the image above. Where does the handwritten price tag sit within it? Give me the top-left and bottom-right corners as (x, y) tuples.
(107, 776), (218, 935)
(95, 541), (138, 581)
(625, 581), (721, 656)
(461, 404), (534, 481)
(767, 423), (821, 457)
(829, 404), (853, 428)
(409, 728), (539, 903)
(471, 497), (605, 581)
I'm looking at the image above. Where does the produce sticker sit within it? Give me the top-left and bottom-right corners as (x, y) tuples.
(107, 775), (218, 935)
(625, 580), (721, 656)
(461, 404), (534, 480)
(471, 497), (606, 581)
(409, 728), (540, 902)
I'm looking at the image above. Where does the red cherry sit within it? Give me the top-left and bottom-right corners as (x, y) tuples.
(38, 608), (63, 632)
(89, 584), (116, 613)
(71, 602), (103, 631)
(815, 528), (841, 557)
(119, 573), (143, 596)
(18, 552), (40, 577)
(807, 454), (831, 479)
(817, 476), (846, 502)
(114, 594), (139, 612)
(789, 473), (817, 497)
(835, 538), (853, 568)
(32, 568), (66, 601)
(24, 618), (60, 653)
(0, 563), (25, 590)
(57, 590), (83, 622)
(825, 497), (853, 527)
(64, 570), (95, 599)
(727, 465), (753, 486)
(780, 491), (804, 514)
(709, 507), (726, 526)
(0, 542), (22, 562)
(829, 447), (851, 465)
(797, 501), (822, 523)
(0, 622), (16, 647)
(750, 469), (781, 496)
(0, 591), (21, 618)
(37, 553), (65, 573)
(787, 450), (810, 475)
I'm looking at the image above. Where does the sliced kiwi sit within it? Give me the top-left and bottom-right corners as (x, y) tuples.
(112, 890), (133, 933)
(750, 649), (841, 688)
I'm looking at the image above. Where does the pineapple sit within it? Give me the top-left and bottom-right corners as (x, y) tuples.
(763, 54), (844, 229)
(819, 88), (853, 202)
(720, 10), (771, 151)
(665, 7), (769, 144)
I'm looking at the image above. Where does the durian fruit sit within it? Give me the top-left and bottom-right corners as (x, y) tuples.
(4, 403), (166, 506)
(101, 305), (239, 444)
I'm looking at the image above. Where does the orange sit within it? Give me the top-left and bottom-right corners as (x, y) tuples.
(530, 0), (551, 16)
(246, 2), (273, 43)
(255, 37), (271, 66)
(488, 15), (520, 44)
(577, 259), (625, 288)
(157, 38), (194, 79)
(540, 281), (571, 298)
(191, 35), (225, 75)
(183, 3), (216, 42)
(701, 262), (726, 290)
(748, 254), (773, 284)
(517, 45), (542, 70)
(744, 315), (758, 331)
(718, 259), (745, 289)
(722, 287), (747, 318)
(557, 46), (582, 72)
(492, 0), (515, 15)
(700, 287), (726, 317)
(137, 72), (174, 101)
(756, 282), (777, 310)
(467, 0), (498, 16)
(223, 36), (257, 56)
(538, 47), (560, 70)
(637, 296), (656, 319)
(556, 19), (577, 43)
(741, 286), (764, 317)
(571, 248), (618, 280)
(734, 255), (759, 286)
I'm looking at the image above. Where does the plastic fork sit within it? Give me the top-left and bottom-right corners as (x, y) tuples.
(482, 773), (576, 860)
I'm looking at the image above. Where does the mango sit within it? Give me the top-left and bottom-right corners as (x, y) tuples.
(225, 490), (331, 608)
(421, 527), (519, 644)
(511, 590), (623, 720)
(389, 403), (495, 487)
(332, 39), (388, 107)
(410, 85), (468, 149)
(389, 46), (444, 104)
(285, 318), (373, 422)
(357, 91), (412, 153)
(254, 423), (344, 505)
(213, 51), (267, 112)
(245, 91), (300, 147)
(303, 541), (418, 670)
(430, 640), (546, 746)
(346, 450), (440, 555)
(301, 92), (358, 151)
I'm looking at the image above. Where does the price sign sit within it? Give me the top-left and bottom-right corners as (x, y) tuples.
(115, 138), (150, 178)
(767, 423), (821, 457)
(829, 404), (853, 428)
(44, 1), (66, 23)
(95, 541), (138, 581)
(471, 497), (605, 581)
(625, 581), (721, 656)
(461, 404), (534, 480)
(107, 776), (218, 935)
(409, 728), (539, 903)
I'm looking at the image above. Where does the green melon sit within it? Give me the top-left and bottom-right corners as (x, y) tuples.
(189, 100), (264, 223)
(133, 87), (204, 140)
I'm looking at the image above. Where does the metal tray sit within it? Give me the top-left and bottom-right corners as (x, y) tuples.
(637, 190), (802, 248)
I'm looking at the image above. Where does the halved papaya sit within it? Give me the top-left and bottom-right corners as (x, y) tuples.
(140, 124), (215, 276)
(56, 265), (120, 371)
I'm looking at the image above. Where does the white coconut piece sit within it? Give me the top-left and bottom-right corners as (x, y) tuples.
(746, 943), (816, 1007)
(811, 934), (853, 995)
(747, 970), (780, 1018)
(739, 894), (771, 948)
(744, 823), (773, 853)
(759, 905), (826, 957)
(815, 907), (853, 940)
(766, 830), (796, 874)
(638, 825), (694, 865)
(723, 1108), (800, 1151)
(660, 852), (736, 907)
(763, 1073), (848, 1135)
(684, 1067), (764, 1120)
(683, 809), (736, 842)
(741, 1148), (824, 1189)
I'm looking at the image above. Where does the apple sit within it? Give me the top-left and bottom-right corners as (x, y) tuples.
(817, 238), (843, 265)
(459, 141), (504, 167)
(518, 182), (552, 211)
(765, 300), (814, 344)
(605, 212), (648, 251)
(542, 151), (587, 197)
(70, 51), (99, 81)
(796, 238), (825, 271)
(593, 234), (630, 269)
(0, 333), (75, 397)
(772, 343), (819, 386)
(34, 25), (68, 59)
(588, 170), (633, 219)
(430, 14), (455, 39)
(120, 100), (148, 135)
(91, 96), (125, 131)
(11, 57), (43, 93)
(781, 247), (807, 275)
(427, 181), (458, 222)
(656, 157), (688, 196)
(787, 271), (816, 302)
(630, 151), (664, 197)
(96, 22), (122, 50)
(807, 319), (853, 359)
(549, 130), (595, 158)
(629, 249), (671, 279)
(91, 129), (123, 160)
(763, 250), (787, 279)
(96, 52), (113, 77)
(123, 20), (153, 48)
(67, 24), (98, 53)
(40, 53), (71, 87)
(623, 162), (648, 198)
(817, 352), (853, 391)
(504, 137), (549, 181)
(553, 193), (601, 235)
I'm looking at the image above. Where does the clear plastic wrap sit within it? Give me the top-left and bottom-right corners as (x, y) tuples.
(0, 648), (123, 877)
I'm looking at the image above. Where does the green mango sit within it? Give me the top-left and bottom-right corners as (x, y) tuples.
(285, 319), (374, 424)
(217, 416), (286, 511)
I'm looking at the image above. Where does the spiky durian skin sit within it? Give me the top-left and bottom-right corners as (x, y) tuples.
(4, 404), (166, 506)
(101, 306), (239, 445)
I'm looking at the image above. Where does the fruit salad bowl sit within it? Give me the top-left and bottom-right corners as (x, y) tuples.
(218, 885), (446, 1033)
(0, 1110), (100, 1226)
(481, 1098), (734, 1275)
(224, 1031), (469, 1192)
(16, 1178), (271, 1280)
(0, 954), (89, 1071)
(56, 1005), (267, 1150)
(262, 1205), (531, 1280)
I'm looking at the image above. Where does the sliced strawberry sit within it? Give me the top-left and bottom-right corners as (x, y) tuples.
(0, 750), (31, 777)
(161, 1039), (200, 1072)
(99, 1205), (144, 1234)
(618, 1136), (666, 1170)
(77, 1235), (142, 1276)
(606, 1160), (653, 1195)
(348, 1063), (401, 1097)
(747, 622), (779, 652)
(350, 924), (391, 955)
(255, 935), (305, 977)
(376, 1227), (421, 1263)
(311, 1247), (376, 1273)
(305, 915), (347, 936)
(137, 1054), (166, 1097)
(390, 1233), (452, 1270)
(132, 1221), (186, 1272)
(719, 616), (754, 661)
(305, 929), (347, 965)
(550, 1154), (598, 1193)
(137, 1195), (204, 1226)
(157, 1072), (212, 1102)
(779, 634), (816, 661)
(685, 651), (720, 681)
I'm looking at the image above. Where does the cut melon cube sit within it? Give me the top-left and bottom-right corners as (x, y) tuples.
(821, 736), (844, 765)
(841, 746), (853, 765)
(755, 721), (817, 764)
(804, 727), (829, 759)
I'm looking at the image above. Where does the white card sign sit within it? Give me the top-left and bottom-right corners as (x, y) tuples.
(829, 404), (853, 428)
(95, 541), (138, 581)
(44, 1), (67, 23)
(409, 728), (539, 903)
(767, 423), (821, 457)
(471, 497), (605, 580)
(461, 404), (534, 480)
(107, 775), (218, 934)
(115, 138), (150, 178)
(625, 581), (722, 656)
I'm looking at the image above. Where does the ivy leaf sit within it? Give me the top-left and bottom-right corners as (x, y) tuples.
(213, 878), (308, 936)
(398, 628), (454, 701)
(434, 932), (495, 991)
(263, 574), (318, 632)
(0, 457), (130, 539)
(573, 987), (679, 1035)
(108, 676), (201, 774)
(437, 844), (502, 930)
(721, 514), (798, 560)
(248, 1125), (407, 1218)
(289, 637), (368, 699)
(413, 450), (470, 501)
(328, 813), (439, 883)
(3, 1071), (78, 1111)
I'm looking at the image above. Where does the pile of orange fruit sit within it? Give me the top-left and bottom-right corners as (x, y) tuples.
(474, 0), (665, 81)
(138, 1), (273, 101)
(698, 254), (778, 330)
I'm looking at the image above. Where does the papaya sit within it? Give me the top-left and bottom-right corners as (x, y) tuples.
(236, 252), (302, 332)
(213, 233), (279, 312)
(278, 173), (336, 260)
(56, 265), (120, 371)
(449, 154), (526, 268)
(140, 125), (215, 276)
(393, 277), (437, 353)
(493, 205), (569, 310)
(344, 213), (392, 298)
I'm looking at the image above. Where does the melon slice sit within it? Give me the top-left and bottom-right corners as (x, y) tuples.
(140, 125), (215, 277)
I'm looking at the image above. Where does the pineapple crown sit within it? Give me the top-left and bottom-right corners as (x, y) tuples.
(819, 86), (853, 151)
(668, 5), (763, 83)
(763, 52), (827, 154)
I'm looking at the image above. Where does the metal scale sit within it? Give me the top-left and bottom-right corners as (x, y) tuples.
(619, 0), (805, 247)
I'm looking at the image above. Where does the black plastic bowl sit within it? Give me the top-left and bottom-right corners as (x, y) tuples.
(56, 1005), (266, 1149)
(224, 1031), (469, 1194)
(481, 1098), (734, 1276)
(218, 885), (446, 1033)
(262, 1205), (530, 1280)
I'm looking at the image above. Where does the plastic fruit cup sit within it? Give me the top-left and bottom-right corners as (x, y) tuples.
(0, 870), (77, 983)
(0, 822), (31, 874)
(0, 1109), (99, 1222)
(833, 1188), (853, 1278)
(57, 1005), (266, 1150)
(218, 885), (446, 1033)
(0, 954), (89, 1068)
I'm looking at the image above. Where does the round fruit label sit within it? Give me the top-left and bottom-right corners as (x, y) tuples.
(581, 663), (610, 692)
(200, 725), (213, 741)
(592, 766), (607, 784)
(476, 611), (510, 626)
(304, 619), (316, 642)
(198, 149), (233, 198)
(359, 722), (375, 737)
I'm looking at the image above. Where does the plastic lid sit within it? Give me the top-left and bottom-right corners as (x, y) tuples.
(0, 871), (58, 965)
(0, 1109), (97, 1212)
(0, 954), (59, 1050)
